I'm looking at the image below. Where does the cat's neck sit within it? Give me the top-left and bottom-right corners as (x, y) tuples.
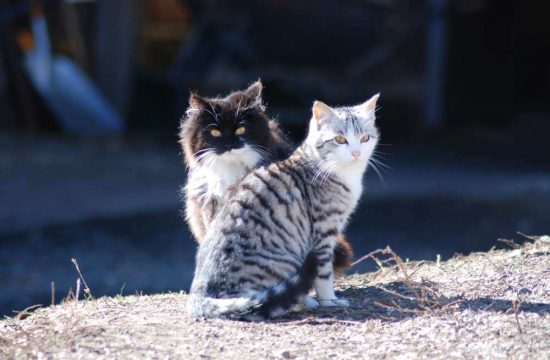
(294, 143), (367, 202)
(335, 163), (366, 202)
(192, 146), (263, 197)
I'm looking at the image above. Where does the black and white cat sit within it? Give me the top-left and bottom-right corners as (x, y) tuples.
(179, 81), (293, 242)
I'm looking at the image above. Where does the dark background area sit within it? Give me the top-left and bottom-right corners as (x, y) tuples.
(0, 0), (548, 316)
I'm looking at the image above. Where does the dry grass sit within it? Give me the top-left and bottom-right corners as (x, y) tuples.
(1, 236), (549, 359)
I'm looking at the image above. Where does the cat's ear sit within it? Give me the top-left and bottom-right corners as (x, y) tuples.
(354, 93), (380, 119)
(188, 91), (208, 109)
(186, 92), (208, 117)
(242, 80), (264, 109)
(312, 101), (336, 130)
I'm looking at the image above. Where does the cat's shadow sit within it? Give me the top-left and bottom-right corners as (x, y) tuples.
(274, 281), (550, 323)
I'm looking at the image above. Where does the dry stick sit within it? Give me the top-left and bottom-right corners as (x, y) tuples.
(516, 231), (538, 242)
(279, 317), (363, 326)
(497, 238), (521, 249)
(76, 278), (81, 302)
(351, 246), (446, 315)
(51, 281), (55, 306)
(512, 299), (524, 336)
(351, 247), (396, 268)
(71, 258), (93, 299)
(14, 304), (42, 321)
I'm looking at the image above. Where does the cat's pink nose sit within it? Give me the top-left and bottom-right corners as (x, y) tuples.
(351, 150), (361, 159)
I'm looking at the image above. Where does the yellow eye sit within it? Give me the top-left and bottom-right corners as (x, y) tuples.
(210, 129), (222, 137)
(235, 126), (246, 136)
(361, 134), (370, 143)
(334, 135), (347, 144)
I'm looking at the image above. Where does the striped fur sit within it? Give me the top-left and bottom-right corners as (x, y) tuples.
(180, 82), (356, 275)
(188, 94), (380, 319)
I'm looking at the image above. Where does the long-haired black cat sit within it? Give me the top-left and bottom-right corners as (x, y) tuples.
(180, 81), (292, 242)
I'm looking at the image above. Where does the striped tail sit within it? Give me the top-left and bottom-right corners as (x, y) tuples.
(187, 252), (318, 320)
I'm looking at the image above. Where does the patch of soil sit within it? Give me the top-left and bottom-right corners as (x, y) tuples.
(1, 237), (549, 359)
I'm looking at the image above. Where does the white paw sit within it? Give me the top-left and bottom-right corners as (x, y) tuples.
(319, 298), (351, 307)
(302, 296), (320, 309)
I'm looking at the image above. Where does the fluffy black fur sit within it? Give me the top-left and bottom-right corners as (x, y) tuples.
(179, 81), (293, 167)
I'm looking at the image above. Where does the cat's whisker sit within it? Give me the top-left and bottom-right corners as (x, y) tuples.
(249, 146), (272, 165)
(235, 97), (243, 118)
(320, 163), (338, 186)
(368, 159), (387, 186)
(193, 148), (215, 158)
(206, 101), (220, 124)
(201, 108), (217, 121)
(201, 123), (219, 132)
(250, 145), (273, 160)
(311, 160), (328, 182)
(312, 160), (336, 185)
(198, 154), (210, 166)
(198, 152), (219, 169)
(195, 149), (216, 162)
(370, 156), (391, 170)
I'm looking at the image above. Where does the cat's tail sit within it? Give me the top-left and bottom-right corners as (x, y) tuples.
(187, 252), (318, 320)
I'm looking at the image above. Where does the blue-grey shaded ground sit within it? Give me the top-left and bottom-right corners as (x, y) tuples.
(1, 136), (549, 316)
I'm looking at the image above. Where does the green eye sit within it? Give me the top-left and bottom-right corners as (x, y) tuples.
(235, 126), (246, 136)
(210, 129), (222, 137)
(361, 134), (370, 143)
(334, 135), (347, 144)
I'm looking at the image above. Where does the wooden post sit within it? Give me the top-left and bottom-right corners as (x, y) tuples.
(0, 0), (40, 131)
(425, 0), (449, 130)
(94, 0), (140, 119)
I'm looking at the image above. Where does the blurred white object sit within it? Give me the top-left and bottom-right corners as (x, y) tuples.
(24, 15), (124, 134)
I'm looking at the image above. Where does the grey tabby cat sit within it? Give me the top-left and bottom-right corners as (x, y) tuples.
(188, 94), (380, 319)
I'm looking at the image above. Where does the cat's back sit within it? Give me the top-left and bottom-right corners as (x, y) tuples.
(192, 160), (312, 295)
(226, 159), (309, 215)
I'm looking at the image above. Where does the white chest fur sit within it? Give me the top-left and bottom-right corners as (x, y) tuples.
(191, 146), (262, 199)
(336, 164), (366, 215)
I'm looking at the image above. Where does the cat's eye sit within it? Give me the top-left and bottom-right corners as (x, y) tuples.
(235, 126), (246, 136)
(361, 134), (370, 143)
(334, 135), (347, 144)
(210, 129), (222, 137)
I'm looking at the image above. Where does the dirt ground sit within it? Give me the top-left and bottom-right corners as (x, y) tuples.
(1, 236), (549, 359)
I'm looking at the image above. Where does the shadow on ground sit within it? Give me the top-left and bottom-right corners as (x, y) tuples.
(273, 281), (550, 323)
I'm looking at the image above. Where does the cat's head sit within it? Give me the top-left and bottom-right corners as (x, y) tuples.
(180, 81), (282, 168)
(305, 94), (380, 171)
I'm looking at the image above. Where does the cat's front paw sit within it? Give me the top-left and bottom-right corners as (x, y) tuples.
(319, 298), (351, 307)
(302, 296), (320, 309)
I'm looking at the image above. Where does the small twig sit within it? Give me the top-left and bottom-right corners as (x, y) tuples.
(71, 258), (93, 299)
(351, 247), (395, 268)
(51, 281), (55, 306)
(516, 231), (538, 242)
(497, 238), (521, 249)
(278, 317), (363, 326)
(14, 304), (42, 321)
(512, 299), (523, 335)
(75, 278), (81, 302)
(351, 246), (449, 317)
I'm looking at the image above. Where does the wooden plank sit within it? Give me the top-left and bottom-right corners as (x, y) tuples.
(94, 0), (140, 118)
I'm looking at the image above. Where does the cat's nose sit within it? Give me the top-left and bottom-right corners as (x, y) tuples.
(351, 150), (361, 159)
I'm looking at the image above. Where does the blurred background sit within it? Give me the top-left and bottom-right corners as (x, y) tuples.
(0, 0), (549, 315)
